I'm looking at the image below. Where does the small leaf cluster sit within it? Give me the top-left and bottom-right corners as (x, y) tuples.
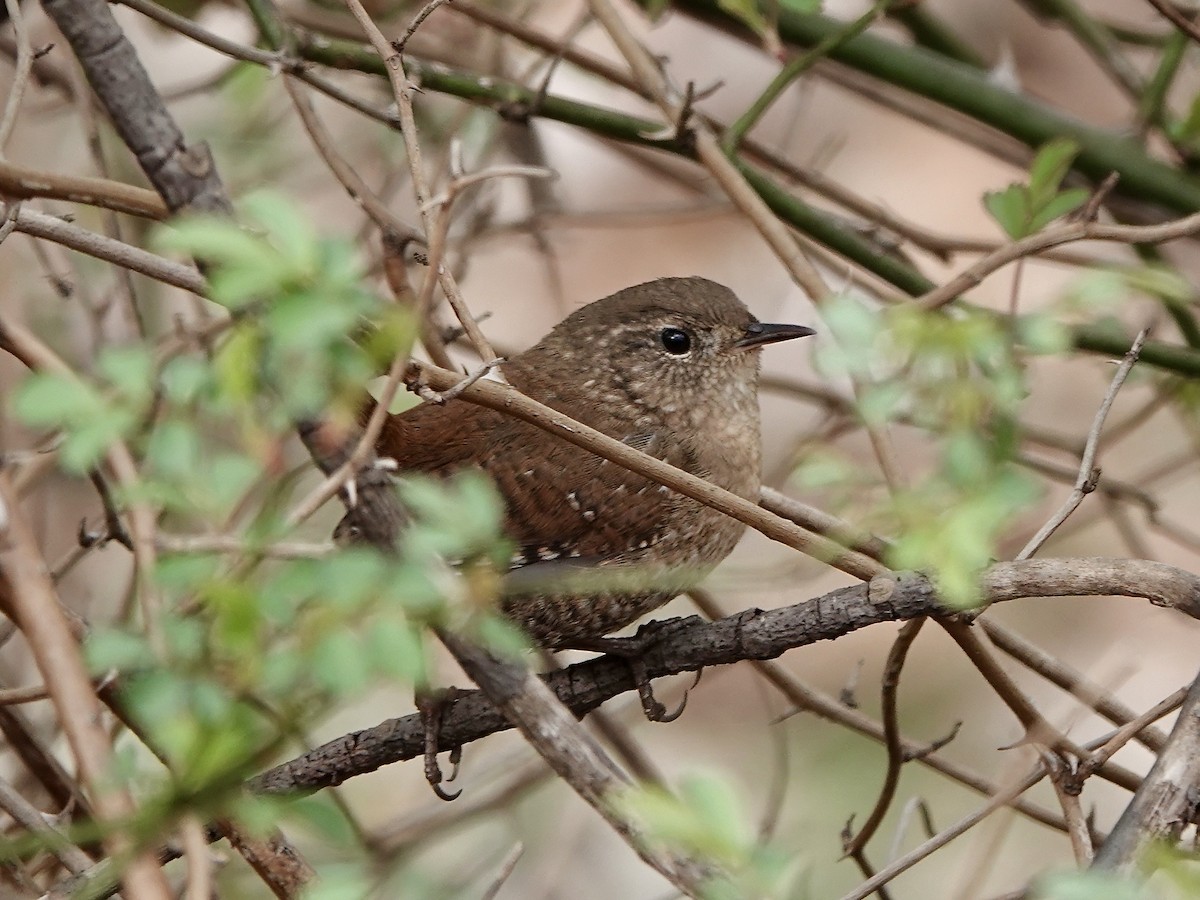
(14, 346), (155, 472)
(809, 295), (1065, 606)
(156, 191), (412, 425)
(5, 193), (515, 882)
(984, 138), (1090, 239)
(83, 468), (514, 807)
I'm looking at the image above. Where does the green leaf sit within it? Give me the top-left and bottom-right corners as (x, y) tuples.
(983, 184), (1029, 239)
(146, 419), (202, 479)
(86, 629), (153, 673)
(267, 292), (360, 351)
(1032, 870), (1142, 900)
(1122, 264), (1194, 303)
(156, 554), (221, 592)
(313, 630), (371, 694)
(1016, 313), (1071, 354)
(316, 549), (387, 611)
(288, 796), (362, 847)
(241, 190), (319, 276)
(1028, 187), (1089, 232)
(61, 409), (137, 472)
(858, 382), (907, 425)
(205, 453), (262, 513)
(472, 613), (530, 658)
(156, 217), (270, 279)
(207, 255), (293, 307)
(161, 356), (211, 404)
(679, 774), (747, 853)
(213, 327), (262, 405)
(297, 862), (372, 900)
(365, 617), (427, 684)
(12, 373), (100, 426)
(1028, 137), (1081, 206)
(98, 346), (155, 401)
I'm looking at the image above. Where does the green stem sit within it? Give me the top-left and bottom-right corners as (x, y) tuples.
(1017, 0), (1143, 98)
(243, 0), (284, 50)
(1138, 29), (1188, 134)
(724, 0), (892, 152)
(887, 4), (985, 68)
(668, 0), (1200, 215)
(1073, 322), (1200, 377)
(1134, 244), (1200, 349)
(734, 160), (934, 296)
(258, 12), (1200, 380)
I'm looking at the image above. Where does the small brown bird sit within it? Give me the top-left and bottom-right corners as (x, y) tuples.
(372, 276), (814, 649)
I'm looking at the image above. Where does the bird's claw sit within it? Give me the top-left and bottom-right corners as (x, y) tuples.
(630, 658), (700, 724)
(418, 687), (463, 802)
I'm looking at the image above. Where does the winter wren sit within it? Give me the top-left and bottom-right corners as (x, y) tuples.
(372, 276), (814, 648)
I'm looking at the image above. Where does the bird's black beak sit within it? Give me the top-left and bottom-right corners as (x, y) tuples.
(733, 321), (816, 351)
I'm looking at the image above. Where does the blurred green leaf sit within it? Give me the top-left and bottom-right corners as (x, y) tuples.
(1033, 870), (1143, 900)
(61, 408), (138, 472)
(98, 346), (155, 402)
(13, 373), (101, 426)
(86, 629), (153, 673)
(146, 419), (202, 479)
(983, 184), (1028, 239)
(366, 617), (428, 684)
(1028, 187), (1089, 232)
(242, 190), (319, 276)
(161, 355), (211, 404)
(312, 630), (371, 694)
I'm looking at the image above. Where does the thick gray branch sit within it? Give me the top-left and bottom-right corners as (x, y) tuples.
(1091, 667), (1200, 871)
(41, 0), (232, 216)
(250, 558), (1200, 795)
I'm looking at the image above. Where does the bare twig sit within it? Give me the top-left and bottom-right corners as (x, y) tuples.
(2, 203), (205, 292)
(917, 215), (1200, 309)
(842, 618), (925, 858)
(840, 723), (1148, 900)
(584, 0), (832, 305)
(1078, 685), (1187, 779)
(394, 0), (455, 56)
(0, 775), (93, 875)
(1017, 329), (1148, 559)
(981, 619), (1168, 753)
(1143, 0), (1200, 46)
(0, 159), (168, 218)
(0, 474), (170, 899)
(0, 0), (33, 151)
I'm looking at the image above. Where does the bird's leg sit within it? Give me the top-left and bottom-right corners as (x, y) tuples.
(416, 687), (463, 801)
(562, 633), (700, 724)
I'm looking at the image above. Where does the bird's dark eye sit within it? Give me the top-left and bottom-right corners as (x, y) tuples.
(659, 327), (691, 355)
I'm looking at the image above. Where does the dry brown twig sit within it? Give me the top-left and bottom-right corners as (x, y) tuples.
(1017, 329), (1149, 559)
(404, 358), (881, 578)
(841, 617), (926, 859)
(0, 475), (171, 899)
(917, 214), (1200, 310)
